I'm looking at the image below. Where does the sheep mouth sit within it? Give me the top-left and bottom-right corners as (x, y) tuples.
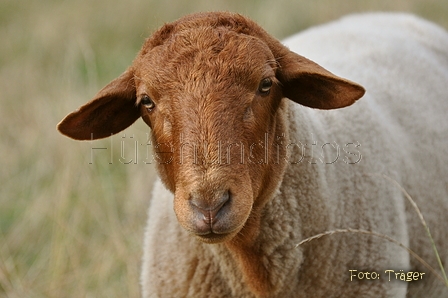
(195, 231), (236, 244)
(191, 218), (244, 243)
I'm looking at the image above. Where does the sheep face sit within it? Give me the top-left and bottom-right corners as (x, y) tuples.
(57, 12), (365, 244)
(135, 27), (288, 243)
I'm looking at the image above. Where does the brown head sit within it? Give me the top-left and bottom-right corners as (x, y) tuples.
(57, 12), (364, 244)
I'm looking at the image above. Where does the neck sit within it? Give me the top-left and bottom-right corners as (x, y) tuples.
(219, 101), (301, 296)
(224, 191), (305, 296)
(220, 103), (332, 297)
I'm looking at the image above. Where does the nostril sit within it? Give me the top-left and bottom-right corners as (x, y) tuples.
(190, 190), (231, 225)
(220, 190), (230, 206)
(213, 190), (230, 216)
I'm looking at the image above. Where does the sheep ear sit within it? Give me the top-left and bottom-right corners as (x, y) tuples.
(57, 70), (140, 140)
(278, 51), (365, 109)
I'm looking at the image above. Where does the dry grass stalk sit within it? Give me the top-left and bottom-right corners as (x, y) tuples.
(380, 174), (448, 287)
(296, 174), (448, 288)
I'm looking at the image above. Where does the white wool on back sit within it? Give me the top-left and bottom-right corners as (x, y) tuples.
(142, 13), (448, 297)
(280, 12), (448, 297)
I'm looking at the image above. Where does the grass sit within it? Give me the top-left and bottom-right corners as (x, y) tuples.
(1, 0), (447, 297)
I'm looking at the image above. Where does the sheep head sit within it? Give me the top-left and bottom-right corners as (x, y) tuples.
(57, 12), (365, 244)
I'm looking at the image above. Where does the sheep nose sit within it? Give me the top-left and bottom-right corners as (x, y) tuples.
(190, 190), (231, 229)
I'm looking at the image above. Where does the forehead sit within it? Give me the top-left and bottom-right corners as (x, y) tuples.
(135, 26), (276, 92)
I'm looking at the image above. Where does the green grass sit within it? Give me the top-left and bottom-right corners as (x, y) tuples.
(1, 0), (447, 297)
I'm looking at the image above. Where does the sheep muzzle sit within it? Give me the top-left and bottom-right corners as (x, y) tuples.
(173, 177), (253, 243)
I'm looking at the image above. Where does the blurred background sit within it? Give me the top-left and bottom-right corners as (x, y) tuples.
(1, 0), (447, 297)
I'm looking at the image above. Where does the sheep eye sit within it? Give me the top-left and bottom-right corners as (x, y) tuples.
(258, 78), (273, 95)
(141, 95), (155, 110)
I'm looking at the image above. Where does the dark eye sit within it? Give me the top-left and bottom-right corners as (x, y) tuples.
(258, 78), (273, 95)
(141, 95), (155, 110)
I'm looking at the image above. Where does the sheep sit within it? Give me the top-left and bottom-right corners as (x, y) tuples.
(57, 12), (448, 297)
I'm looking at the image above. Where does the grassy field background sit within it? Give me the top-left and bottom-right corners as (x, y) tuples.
(1, 0), (447, 297)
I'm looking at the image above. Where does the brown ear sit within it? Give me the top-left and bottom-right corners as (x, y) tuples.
(57, 70), (140, 140)
(277, 51), (365, 109)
